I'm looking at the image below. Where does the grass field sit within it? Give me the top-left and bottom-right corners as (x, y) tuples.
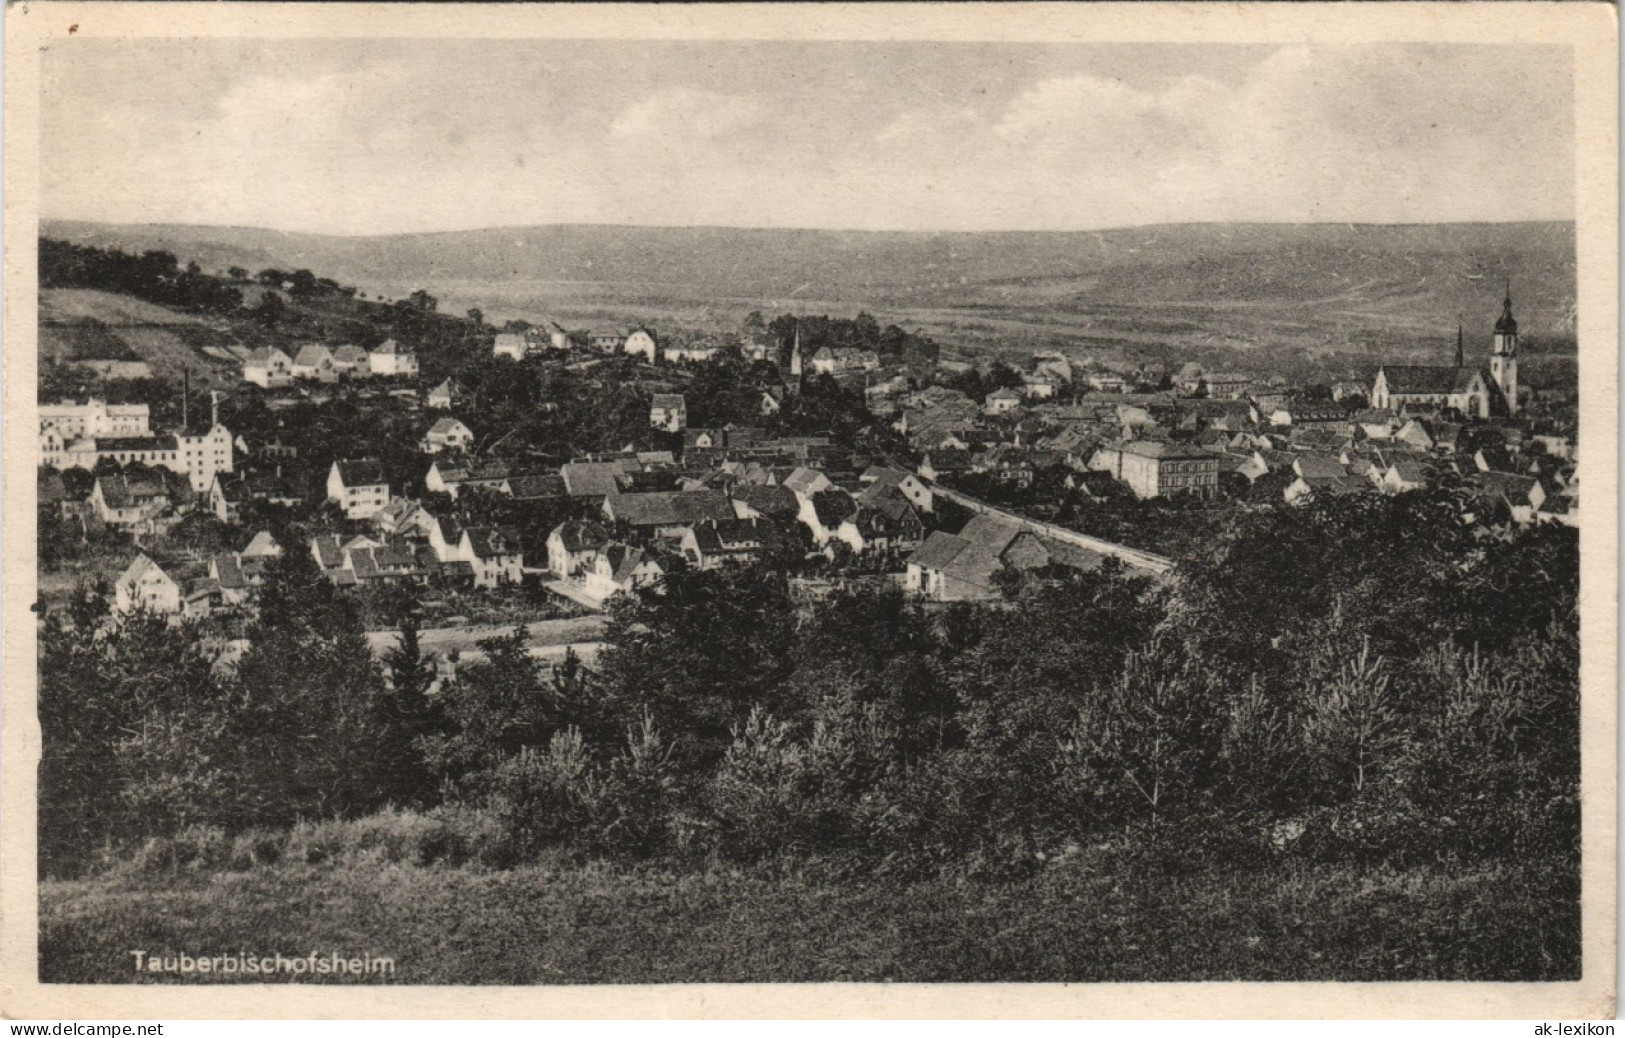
(39, 288), (247, 388)
(40, 850), (1578, 984)
(40, 288), (211, 327)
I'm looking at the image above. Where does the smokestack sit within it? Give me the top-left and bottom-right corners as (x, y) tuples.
(211, 390), (220, 428)
(1455, 318), (1464, 369)
(182, 367), (190, 429)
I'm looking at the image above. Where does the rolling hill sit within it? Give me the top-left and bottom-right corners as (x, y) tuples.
(40, 219), (1577, 379)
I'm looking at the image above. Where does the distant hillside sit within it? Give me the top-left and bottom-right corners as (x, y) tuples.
(41, 218), (1577, 380)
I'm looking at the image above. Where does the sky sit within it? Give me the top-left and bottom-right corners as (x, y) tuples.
(41, 40), (1575, 235)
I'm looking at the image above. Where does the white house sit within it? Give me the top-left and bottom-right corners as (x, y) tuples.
(291, 345), (338, 382)
(984, 387), (1023, 415)
(623, 328), (658, 363)
(114, 554), (182, 615)
(547, 520), (611, 579)
(422, 417), (475, 453)
(493, 333), (529, 360)
(859, 465), (933, 514)
(458, 526), (524, 588)
(650, 393), (688, 433)
(427, 378), (468, 410)
(327, 459), (390, 519)
(369, 340), (419, 378)
(331, 345), (371, 376)
(243, 347), (294, 388)
(581, 545), (664, 604)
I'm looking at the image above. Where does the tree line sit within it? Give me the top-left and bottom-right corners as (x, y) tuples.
(41, 240), (246, 315)
(39, 486), (1578, 881)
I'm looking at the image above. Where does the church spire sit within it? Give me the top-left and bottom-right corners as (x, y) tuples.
(787, 317), (804, 387)
(1495, 281), (1518, 336)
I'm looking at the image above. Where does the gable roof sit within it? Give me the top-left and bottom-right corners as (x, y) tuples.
(810, 489), (858, 528)
(245, 346), (291, 364)
(1475, 471), (1541, 503)
(561, 460), (629, 497)
(1295, 453), (1348, 480)
(463, 525), (523, 559)
(211, 554), (247, 590)
(910, 531), (974, 572)
(1387, 459), (1430, 483)
(551, 519), (611, 553)
(781, 466), (829, 496)
(1379, 365), (1482, 396)
(311, 534), (345, 569)
(651, 393), (686, 411)
(334, 459), (387, 487)
(242, 530), (282, 557)
(605, 490), (736, 527)
(372, 339), (409, 356)
(95, 474), (168, 509)
(506, 474), (567, 500)
(730, 483), (799, 518)
(118, 553), (175, 588)
(855, 482), (920, 523)
(1119, 440), (1213, 461)
(293, 345), (333, 367)
(861, 465), (916, 489)
(427, 417), (471, 437)
(958, 512), (1024, 554)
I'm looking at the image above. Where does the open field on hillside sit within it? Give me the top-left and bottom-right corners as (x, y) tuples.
(40, 287), (212, 327)
(39, 288), (248, 387)
(41, 851), (1578, 984)
(39, 324), (143, 364)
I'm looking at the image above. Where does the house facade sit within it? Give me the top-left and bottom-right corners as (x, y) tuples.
(369, 340), (419, 378)
(327, 459), (390, 519)
(114, 554), (182, 615)
(1095, 441), (1220, 499)
(243, 347), (294, 388)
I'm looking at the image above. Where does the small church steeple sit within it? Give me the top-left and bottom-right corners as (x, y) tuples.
(1495, 282), (1518, 337)
(788, 318), (804, 382)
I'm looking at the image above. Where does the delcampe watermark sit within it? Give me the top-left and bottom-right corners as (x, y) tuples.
(129, 951), (395, 978)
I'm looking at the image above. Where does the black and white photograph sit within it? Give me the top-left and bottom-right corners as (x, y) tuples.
(3, 1), (1616, 1019)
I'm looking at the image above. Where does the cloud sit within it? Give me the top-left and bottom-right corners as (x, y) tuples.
(41, 41), (1574, 233)
(992, 73), (1222, 163)
(611, 88), (766, 143)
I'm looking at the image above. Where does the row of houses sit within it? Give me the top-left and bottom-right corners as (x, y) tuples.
(243, 340), (419, 388)
(495, 325), (780, 367)
(112, 531), (283, 618)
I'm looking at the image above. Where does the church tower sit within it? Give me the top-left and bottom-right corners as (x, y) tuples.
(1491, 287), (1519, 414)
(788, 320), (803, 381)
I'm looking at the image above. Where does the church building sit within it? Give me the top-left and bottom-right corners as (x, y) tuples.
(1370, 291), (1522, 419)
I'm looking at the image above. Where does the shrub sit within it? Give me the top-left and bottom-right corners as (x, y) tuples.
(580, 713), (681, 860)
(486, 728), (593, 863)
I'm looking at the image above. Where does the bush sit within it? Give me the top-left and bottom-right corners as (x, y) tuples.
(486, 728), (593, 863)
(119, 825), (231, 875)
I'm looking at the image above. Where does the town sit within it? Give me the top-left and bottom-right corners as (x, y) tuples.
(39, 246), (1577, 683)
(26, 23), (1597, 994)
(33, 237), (1584, 987)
